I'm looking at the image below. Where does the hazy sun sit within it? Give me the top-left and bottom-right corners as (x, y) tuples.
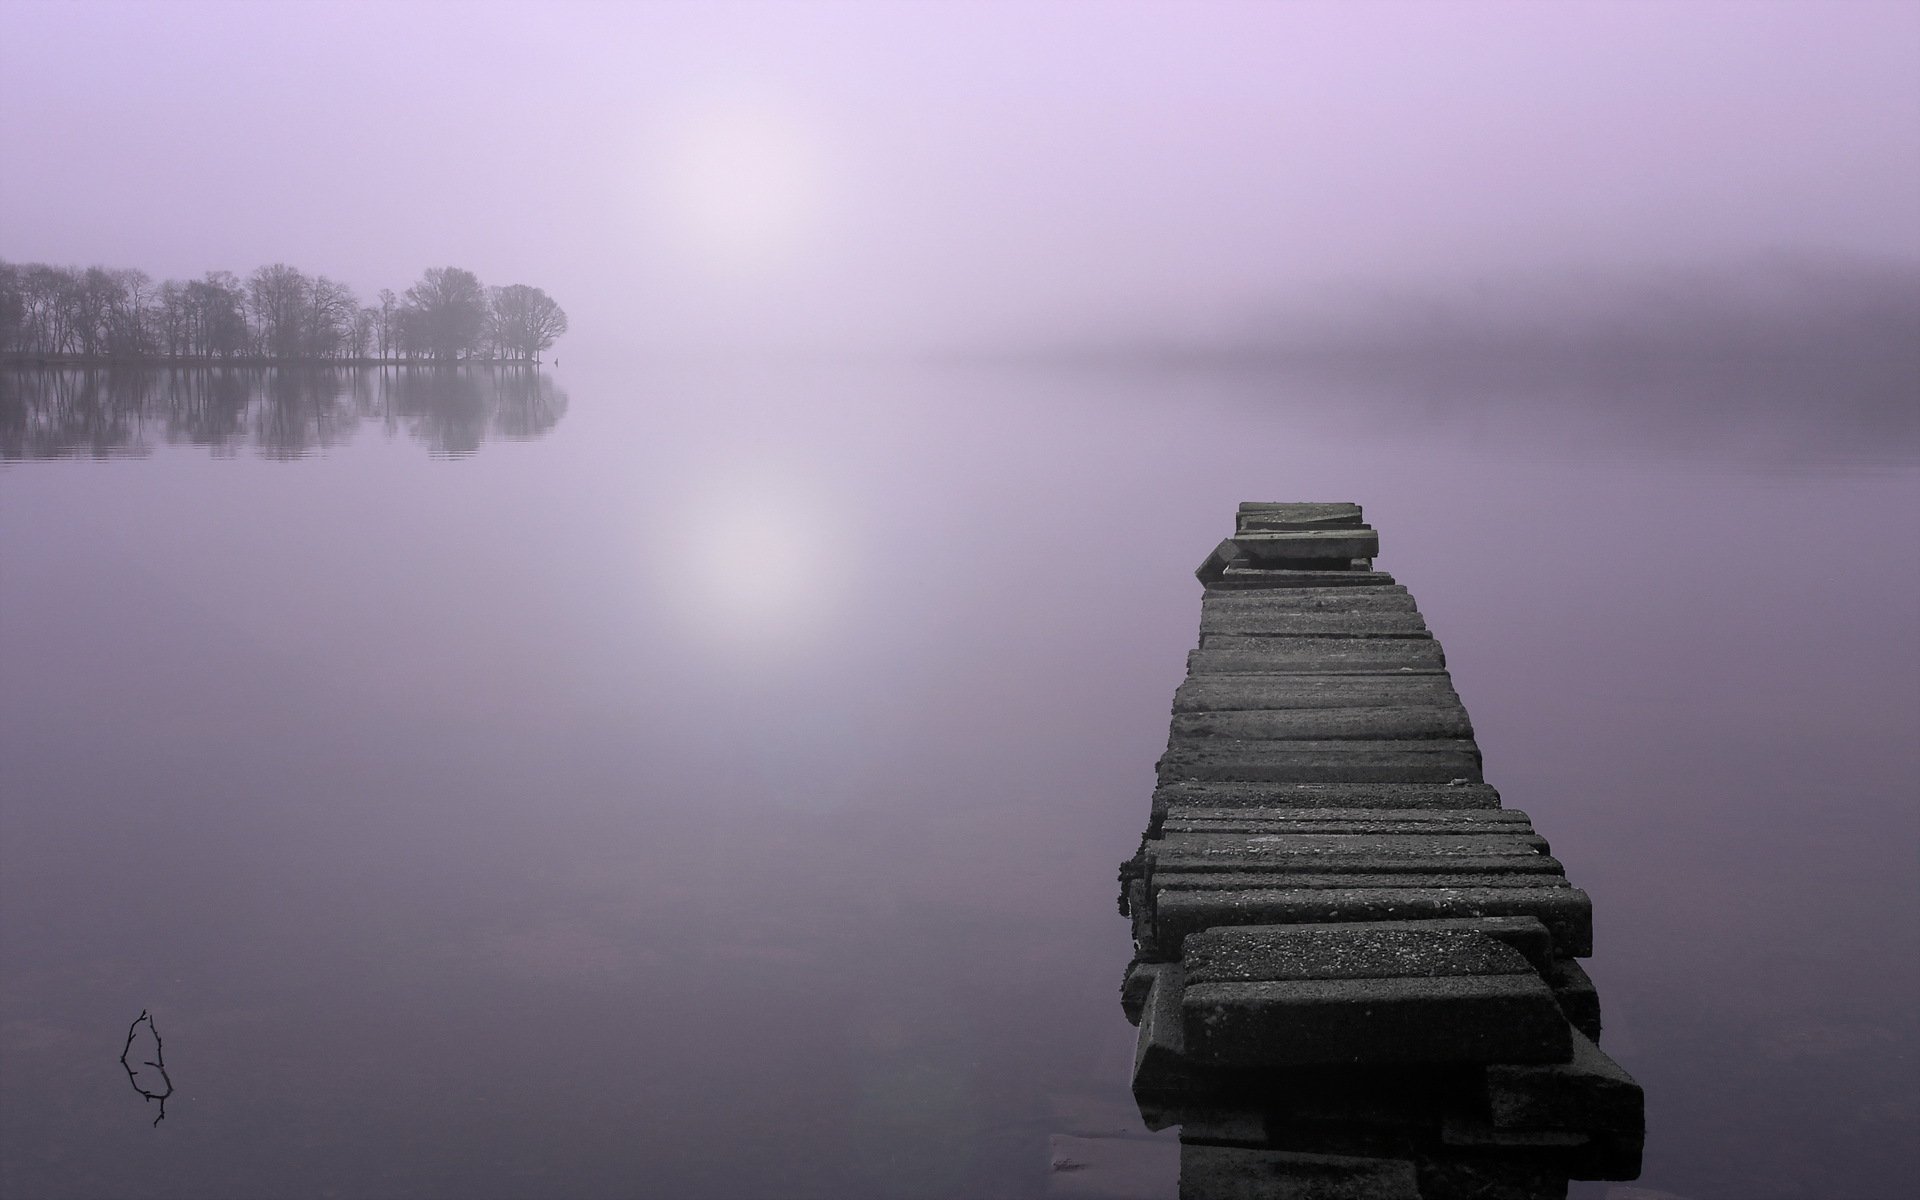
(659, 99), (826, 271)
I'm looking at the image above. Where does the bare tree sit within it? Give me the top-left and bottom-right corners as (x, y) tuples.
(377, 288), (397, 360)
(487, 283), (568, 362)
(248, 263), (312, 358)
(402, 266), (487, 361)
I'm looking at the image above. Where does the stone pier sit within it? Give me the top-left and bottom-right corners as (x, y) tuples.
(1118, 503), (1643, 1200)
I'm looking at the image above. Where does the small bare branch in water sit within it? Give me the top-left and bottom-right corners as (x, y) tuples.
(120, 1010), (173, 1127)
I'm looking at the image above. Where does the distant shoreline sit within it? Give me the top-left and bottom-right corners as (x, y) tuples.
(0, 353), (553, 368)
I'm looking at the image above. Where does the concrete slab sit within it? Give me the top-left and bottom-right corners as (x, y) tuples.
(1153, 782), (1504, 816)
(1177, 1146), (1422, 1200)
(1182, 975), (1572, 1068)
(1171, 706), (1473, 741)
(1546, 958), (1601, 1043)
(1187, 640), (1446, 674)
(1177, 916), (1556, 974)
(1206, 568), (1399, 590)
(1199, 611), (1431, 639)
(1202, 586), (1414, 611)
(1486, 1027), (1643, 1138)
(1131, 963), (1212, 1099)
(1173, 675), (1459, 713)
(1179, 928), (1571, 1066)
(1149, 884), (1594, 959)
(1160, 809), (1535, 838)
(1235, 502), (1366, 531)
(1234, 529), (1381, 562)
(1148, 832), (1556, 872)
(1157, 738), (1482, 784)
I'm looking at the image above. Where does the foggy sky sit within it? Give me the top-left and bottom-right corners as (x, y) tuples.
(3, 0), (1917, 356)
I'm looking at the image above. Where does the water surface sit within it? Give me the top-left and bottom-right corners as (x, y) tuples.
(2, 361), (1915, 1199)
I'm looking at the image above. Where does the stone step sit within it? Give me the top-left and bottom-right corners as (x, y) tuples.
(1202, 585), (1414, 611)
(1130, 962), (1212, 1098)
(1161, 807), (1534, 834)
(1173, 675), (1460, 713)
(1546, 957), (1601, 1043)
(1174, 916), (1557, 974)
(1149, 883), (1595, 960)
(1158, 738), (1482, 784)
(1199, 610), (1432, 639)
(1188, 641), (1447, 674)
(1235, 529), (1381, 563)
(1153, 782), (1504, 820)
(1171, 706), (1473, 741)
(1148, 831), (1554, 867)
(1205, 567), (1399, 590)
(1180, 926), (1573, 1066)
(1153, 871), (1575, 892)
(1485, 1026), (1643, 1134)
(1158, 816), (1548, 856)
(1235, 501), (1367, 531)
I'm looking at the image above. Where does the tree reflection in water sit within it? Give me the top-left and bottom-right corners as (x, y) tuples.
(0, 366), (568, 460)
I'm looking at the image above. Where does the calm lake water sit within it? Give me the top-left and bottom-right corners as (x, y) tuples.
(2, 360), (1915, 1199)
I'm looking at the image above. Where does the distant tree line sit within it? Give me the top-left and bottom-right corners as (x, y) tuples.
(0, 261), (567, 363)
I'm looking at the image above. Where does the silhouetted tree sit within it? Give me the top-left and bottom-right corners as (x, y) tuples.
(248, 263), (311, 359)
(488, 284), (568, 362)
(403, 266), (487, 361)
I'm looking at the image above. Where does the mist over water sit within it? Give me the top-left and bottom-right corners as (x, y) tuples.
(3, 350), (1916, 1198)
(3, 1), (1918, 1197)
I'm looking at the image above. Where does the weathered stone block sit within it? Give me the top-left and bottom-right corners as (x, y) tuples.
(1202, 585), (1414, 611)
(1187, 640), (1446, 674)
(1157, 738), (1482, 784)
(1159, 808), (1536, 842)
(1180, 926), (1572, 1066)
(1152, 782), (1504, 819)
(1206, 567), (1399, 590)
(1170, 706), (1473, 741)
(1132, 963), (1212, 1100)
(1178, 1145), (1422, 1200)
(1146, 831), (1558, 875)
(1198, 610), (1431, 639)
(1178, 916), (1556, 973)
(1485, 1027), (1643, 1139)
(1234, 529), (1380, 563)
(1545, 957), (1601, 1042)
(1150, 883), (1594, 958)
(1234, 502), (1366, 532)
(1172, 674), (1459, 713)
